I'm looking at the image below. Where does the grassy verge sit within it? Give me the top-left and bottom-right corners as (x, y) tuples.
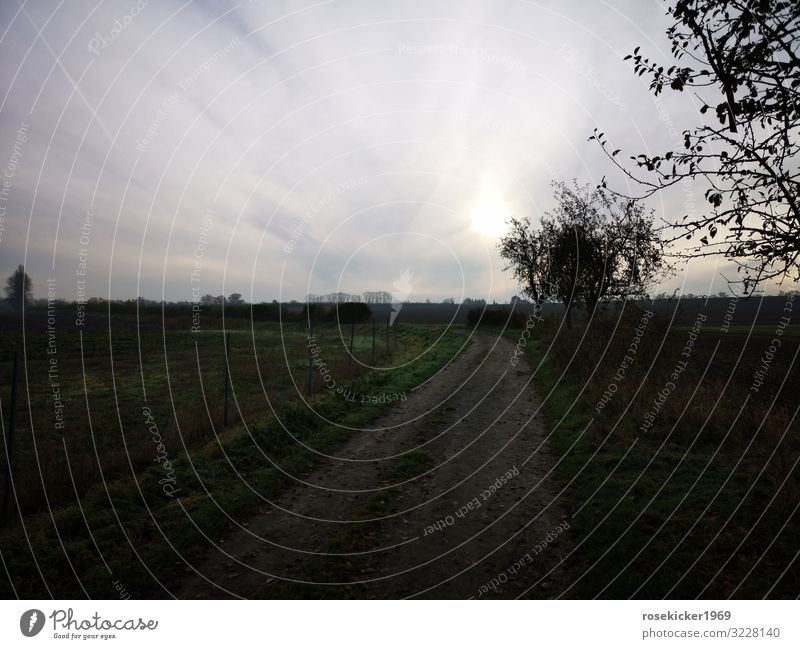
(0, 325), (464, 598)
(515, 311), (799, 599)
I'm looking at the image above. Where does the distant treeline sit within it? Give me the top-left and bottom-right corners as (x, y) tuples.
(1, 295), (795, 331)
(0, 299), (376, 331)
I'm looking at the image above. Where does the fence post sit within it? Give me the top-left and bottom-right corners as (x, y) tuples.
(223, 331), (231, 427)
(371, 319), (376, 362)
(349, 321), (355, 364)
(386, 315), (390, 355)
(307, 320), (313, 396)
(1, 350), (19, 527)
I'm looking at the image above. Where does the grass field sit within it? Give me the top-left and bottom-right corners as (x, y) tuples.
(2, 299), (797, 599)
(518, 301), (800, 598)
(0, 317), (402, 515)
(0, 315), (465, 598)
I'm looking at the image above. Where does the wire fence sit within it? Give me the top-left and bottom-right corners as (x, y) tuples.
(0, 319), (402, 523)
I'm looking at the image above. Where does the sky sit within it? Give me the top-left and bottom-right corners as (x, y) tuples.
(0, 0), (792, 304)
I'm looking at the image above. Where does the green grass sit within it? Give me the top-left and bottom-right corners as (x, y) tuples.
(0, 320), (408, 516)
(514, 318), (799, 599)
(389, 449), (436, 481)
(0, 323), (464, 598)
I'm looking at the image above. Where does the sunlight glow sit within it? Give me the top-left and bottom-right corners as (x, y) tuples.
(471, 199), (510, 237)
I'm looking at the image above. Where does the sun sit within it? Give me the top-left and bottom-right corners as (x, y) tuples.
(471, 199), (510, 237)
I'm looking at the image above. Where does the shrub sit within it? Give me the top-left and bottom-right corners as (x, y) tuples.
(467, 307), (526, 328)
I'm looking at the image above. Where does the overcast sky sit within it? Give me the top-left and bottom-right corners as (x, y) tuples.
(0, 0), (789, 303)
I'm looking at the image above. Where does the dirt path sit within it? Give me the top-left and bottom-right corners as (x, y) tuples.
(175, 332), (570, 599)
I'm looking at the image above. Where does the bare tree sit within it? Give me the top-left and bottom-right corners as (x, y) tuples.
(594, 0), (800, 293)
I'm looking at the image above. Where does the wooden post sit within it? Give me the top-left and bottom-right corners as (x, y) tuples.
(223, 331), (231, 427)
(371, 319), (376, 362)
(307, 321), (314, 396)
(349, 321), (355, 364)
(1, 350), (19, 527)
(386, 315), (390, 354)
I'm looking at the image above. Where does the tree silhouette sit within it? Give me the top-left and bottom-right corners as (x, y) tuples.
(336, 301), (372, 323)
(4, 264), (33, 311)
(500, 181), (665, 327)
(594, 0), (800, 293)
(498, 216), (554, 312)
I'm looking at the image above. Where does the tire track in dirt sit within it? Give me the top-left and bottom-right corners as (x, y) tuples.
(176, 332), (569, 599)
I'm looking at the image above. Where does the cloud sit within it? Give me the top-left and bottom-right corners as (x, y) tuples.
(2, 0), (775, 303)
